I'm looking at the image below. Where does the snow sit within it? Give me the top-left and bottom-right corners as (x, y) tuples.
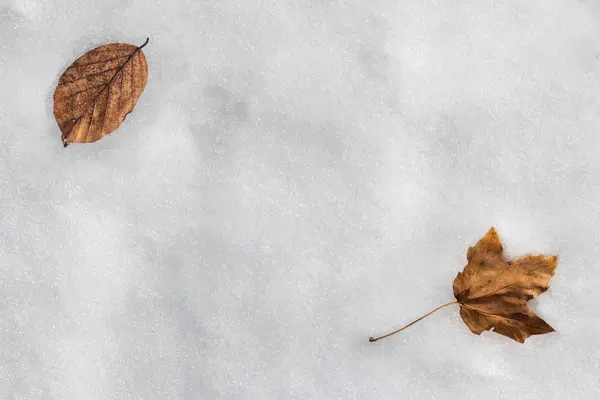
(1, 0), (600, 398)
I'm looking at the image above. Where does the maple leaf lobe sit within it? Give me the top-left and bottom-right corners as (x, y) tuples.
(453, 227), (557, 343)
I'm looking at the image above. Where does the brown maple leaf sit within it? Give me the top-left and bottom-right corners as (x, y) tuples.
(53, 38), (149, 147)
(369, 227), (557, 344)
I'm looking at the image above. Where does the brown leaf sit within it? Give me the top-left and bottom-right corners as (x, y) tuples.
(369, 227), (558, 344)
(53, 38), (149, 147)
(453, 227), (557, 343)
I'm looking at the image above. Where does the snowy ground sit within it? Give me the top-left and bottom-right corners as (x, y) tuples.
(1, 0), (600, 399)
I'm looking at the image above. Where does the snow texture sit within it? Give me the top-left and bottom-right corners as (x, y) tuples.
(1, 0), (600, 399)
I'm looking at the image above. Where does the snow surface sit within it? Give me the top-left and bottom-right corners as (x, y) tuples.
(1, 0), (600, 398)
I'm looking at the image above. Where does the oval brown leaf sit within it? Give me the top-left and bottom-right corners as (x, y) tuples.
(53, 38), (149, 147)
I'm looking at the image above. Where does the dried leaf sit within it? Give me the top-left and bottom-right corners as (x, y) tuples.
(369, 227), (558, 344)
(53, 38), (149, 147)
(453, 227), (557, 343)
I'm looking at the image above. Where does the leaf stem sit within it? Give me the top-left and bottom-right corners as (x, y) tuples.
(139, 37), (150, 49)
(369, 301), (459, 343)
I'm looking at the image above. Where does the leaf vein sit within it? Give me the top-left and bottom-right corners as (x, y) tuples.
(74, 54), (129, 67)
(60, 66), (121, 85)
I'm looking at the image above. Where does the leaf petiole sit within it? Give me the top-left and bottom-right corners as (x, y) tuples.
(369, 301), (460, 343)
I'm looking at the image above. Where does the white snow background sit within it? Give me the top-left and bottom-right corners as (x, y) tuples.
(1, 0), (600, 399)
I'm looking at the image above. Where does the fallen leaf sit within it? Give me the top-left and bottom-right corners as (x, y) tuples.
(53, 38), (149, 147)
(369, 227), (557, 344)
